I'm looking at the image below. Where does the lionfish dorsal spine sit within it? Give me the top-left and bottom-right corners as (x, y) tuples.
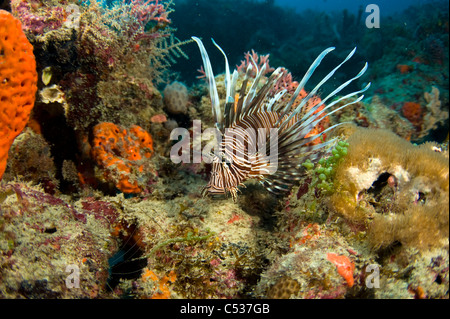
(244, 63), (266, 108)
(191, 36), (223, 130)
(226, 70), (239, 125)
(211, 38), (232, 103)
(277, 54), (370, 149)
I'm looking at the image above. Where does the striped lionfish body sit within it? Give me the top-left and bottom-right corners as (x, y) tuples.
(192, 37), (370, 200)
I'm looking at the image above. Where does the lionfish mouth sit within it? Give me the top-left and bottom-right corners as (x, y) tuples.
(192, 36), (370, 201)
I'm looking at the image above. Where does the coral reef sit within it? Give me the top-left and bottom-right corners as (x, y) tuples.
(329, 126), (448, 250)
(104, 195), (273, 298)
(0, 0), (448, 301)
(57, 0), (184, 131)
(11, 0), (66, 35)
(331, 128), (449, 230)
(270, 124), (448, 299)
(0, 9), (38, 179)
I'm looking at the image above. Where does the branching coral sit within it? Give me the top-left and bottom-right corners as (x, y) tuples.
(236, 49), (275, 77)
(78, 0), (189, 82)
(420, 86), (449, 139)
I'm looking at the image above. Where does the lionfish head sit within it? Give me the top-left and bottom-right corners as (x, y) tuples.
(201, 148), (243, 200)
(192, 37), (370, 201)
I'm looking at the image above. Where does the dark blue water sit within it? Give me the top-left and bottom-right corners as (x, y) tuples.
(274, 0), (438, 15)
(170, 0), (448, 91)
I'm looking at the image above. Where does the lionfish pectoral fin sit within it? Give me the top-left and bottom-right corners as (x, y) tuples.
(201, 186), (209, 198)
(229, 186), (241, 202)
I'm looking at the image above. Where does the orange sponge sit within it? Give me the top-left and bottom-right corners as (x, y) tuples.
(0, 10), (38, 179)
(402, 101), (423, 126)
(327, 253), (355, 287)
(91, 122), (154, 193)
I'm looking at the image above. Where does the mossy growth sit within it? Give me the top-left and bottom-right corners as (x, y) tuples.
(141, 226), (215, 260)
(329, 125), (449, 251)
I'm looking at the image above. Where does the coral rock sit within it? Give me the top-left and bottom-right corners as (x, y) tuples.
(330, 126), (449, 250)
(3, 128), (57, 193)
(91, 122), (154, 193)
(267, 276), (300, 299)
(0, 183), (119, 298)
(163, 81), (189, 115)
(0, 10), (38, 179)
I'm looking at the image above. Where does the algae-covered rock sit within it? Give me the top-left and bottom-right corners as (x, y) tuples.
(0, 183), (119, 298)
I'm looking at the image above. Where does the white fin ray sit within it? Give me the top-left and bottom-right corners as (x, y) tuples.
(191, 36), (223, 129)
(279, 47), (358, 131)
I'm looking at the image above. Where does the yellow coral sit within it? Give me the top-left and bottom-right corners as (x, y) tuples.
(330, 126), (449, 250)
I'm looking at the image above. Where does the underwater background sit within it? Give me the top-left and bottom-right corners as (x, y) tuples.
(0, 0), (448, 299)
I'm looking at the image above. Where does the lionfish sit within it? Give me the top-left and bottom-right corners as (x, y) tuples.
(192, 37), (370, 200)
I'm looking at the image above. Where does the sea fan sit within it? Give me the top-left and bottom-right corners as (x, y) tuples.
(192, 37), (370, 200)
